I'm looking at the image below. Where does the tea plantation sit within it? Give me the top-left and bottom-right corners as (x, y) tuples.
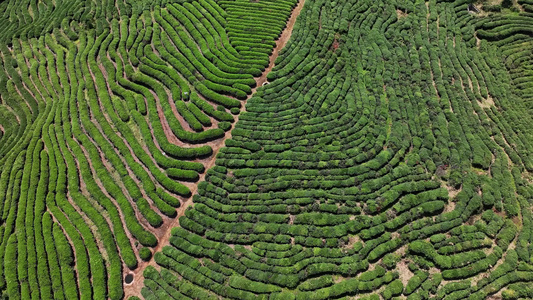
(0, 0), (532, 299)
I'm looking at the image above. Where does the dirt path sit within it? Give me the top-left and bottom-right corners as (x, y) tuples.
(122, 0), (306, 297)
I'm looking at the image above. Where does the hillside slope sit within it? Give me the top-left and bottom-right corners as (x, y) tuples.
(0, 0), (532, 299)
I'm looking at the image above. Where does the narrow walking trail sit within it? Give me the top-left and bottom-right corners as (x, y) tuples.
(123, 0), (306, 297)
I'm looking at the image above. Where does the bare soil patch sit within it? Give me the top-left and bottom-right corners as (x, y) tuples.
(397, 259), (414, 287)
(479, 94), (495, 108)
(397, 9), (408, 19)
(445, 184), (461, 200)
(396, 9), (409, 20)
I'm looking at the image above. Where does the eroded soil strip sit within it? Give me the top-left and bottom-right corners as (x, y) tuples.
(123, 0), (306, 296)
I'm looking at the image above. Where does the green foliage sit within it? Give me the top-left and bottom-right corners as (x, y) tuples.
(139, 247), (153, 261)
(1, 0), (532, 299)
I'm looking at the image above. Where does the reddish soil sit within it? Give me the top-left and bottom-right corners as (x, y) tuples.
(331, 39), (340, 52)
(123, 0), (306, 297)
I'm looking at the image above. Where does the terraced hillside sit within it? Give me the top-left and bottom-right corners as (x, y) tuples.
(0, 0), (299, 298)
(0, 0), (532, 299)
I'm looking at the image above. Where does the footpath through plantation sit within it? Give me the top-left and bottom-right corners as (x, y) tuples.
(0, 0), (533, 299)
(123, 0), (307, 297)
